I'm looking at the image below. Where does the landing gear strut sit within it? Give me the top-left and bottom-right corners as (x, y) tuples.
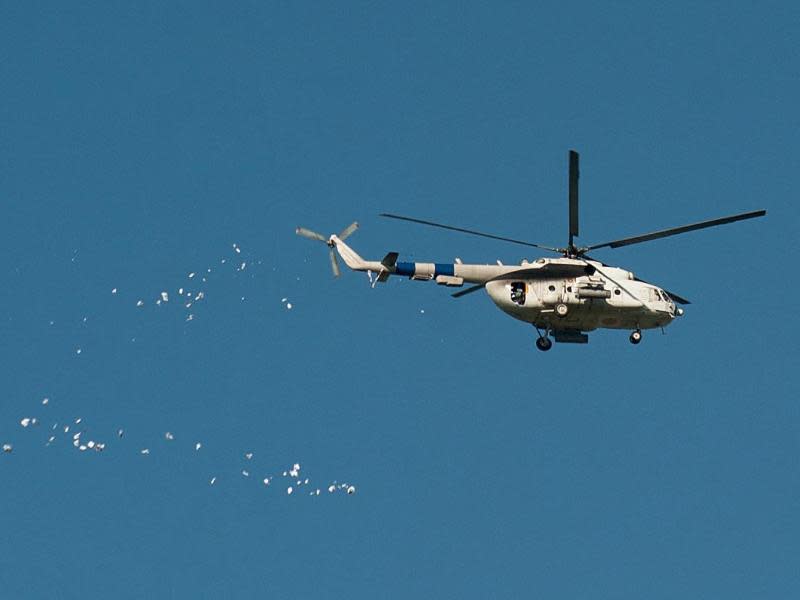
(629, 329), (642, 345)
(534, 325), (553, 351)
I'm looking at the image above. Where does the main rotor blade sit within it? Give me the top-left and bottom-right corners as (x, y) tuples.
(569, 150), (579, 246)
(338, 221), (359, 241)
(380, 213), (560, 252)
(587, 209), (766, 251)
(296, 227), (327, 242)
(451, 283), (485, 298)
(329, 248), (341, 278)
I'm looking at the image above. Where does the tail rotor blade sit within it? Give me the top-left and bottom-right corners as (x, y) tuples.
(329, 247), (341, 278)
(296, 227), (327, 242)
(338, 221), (359, 241)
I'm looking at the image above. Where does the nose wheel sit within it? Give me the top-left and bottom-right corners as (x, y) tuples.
(629, 329), (642, 345)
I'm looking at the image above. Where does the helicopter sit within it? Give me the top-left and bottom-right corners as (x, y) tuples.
(297, 151), (766, 350)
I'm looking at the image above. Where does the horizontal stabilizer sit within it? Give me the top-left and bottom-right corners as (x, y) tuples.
(381, 252), (399, 269)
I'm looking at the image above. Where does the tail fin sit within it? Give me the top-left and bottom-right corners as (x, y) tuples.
(331, 235), (367, 270)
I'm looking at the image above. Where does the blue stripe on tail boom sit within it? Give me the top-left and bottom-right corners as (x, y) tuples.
(395, 262), (415, 276)
(435, 263), (454, 277)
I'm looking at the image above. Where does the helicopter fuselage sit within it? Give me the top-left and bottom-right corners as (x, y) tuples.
(297, 150), (764, 350)
(483, 258), (678, 332)
(331, 237), (681, 339)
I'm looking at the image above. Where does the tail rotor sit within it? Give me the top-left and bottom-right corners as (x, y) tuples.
(328, 246), (341, 277)
(295, 221), (359, 278)
(338, 222), (359, 241)
(295, 227), (327, 242)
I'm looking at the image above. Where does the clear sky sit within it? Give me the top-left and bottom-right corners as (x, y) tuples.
(1, 2), (798, 598)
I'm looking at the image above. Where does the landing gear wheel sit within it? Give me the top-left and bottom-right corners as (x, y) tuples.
(536, 337), (553, 352)
(555, 303), (569, 318)
(629, 330), (642, 345)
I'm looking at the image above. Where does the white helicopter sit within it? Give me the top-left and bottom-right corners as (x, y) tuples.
(297, 151), (765, 350)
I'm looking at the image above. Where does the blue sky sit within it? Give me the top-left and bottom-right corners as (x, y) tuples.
(1, 2), (798, 598)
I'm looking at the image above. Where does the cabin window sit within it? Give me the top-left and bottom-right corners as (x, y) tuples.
(548, 284), (556, 292)
(614, 288), (621, 296)
(510, 282), (526, 305)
